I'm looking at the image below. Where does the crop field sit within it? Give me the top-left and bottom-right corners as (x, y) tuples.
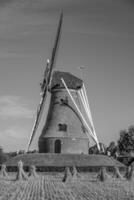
(0, 173), (134, 200)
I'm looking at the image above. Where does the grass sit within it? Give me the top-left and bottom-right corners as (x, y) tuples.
(0, 172), (133, 200)
(5, 153), (125, 168)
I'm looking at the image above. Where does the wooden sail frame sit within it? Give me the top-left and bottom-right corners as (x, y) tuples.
(27, 13), (63, 151)
(61, 78), (100, 151)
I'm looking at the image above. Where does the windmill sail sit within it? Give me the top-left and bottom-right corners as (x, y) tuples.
(27, 13), (63, 151)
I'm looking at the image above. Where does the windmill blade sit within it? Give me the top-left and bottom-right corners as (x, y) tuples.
(27, 63), (49, 151)
(48, 12), (63, 85)
(27, 13), (63, 151)
(27, 85), (48, 150)
(41, 13), (63, 92)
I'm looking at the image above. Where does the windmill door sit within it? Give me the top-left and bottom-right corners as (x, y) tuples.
(55, 139), (61, 153)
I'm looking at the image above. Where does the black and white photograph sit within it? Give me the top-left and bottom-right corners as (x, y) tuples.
(0, 0), (134, 199)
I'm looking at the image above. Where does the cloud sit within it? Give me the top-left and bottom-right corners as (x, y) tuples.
(0, 0), (14, 8)
(0, 95), (34, 119)
(3, 126), (28, 139)
(0, 126), (31, 151)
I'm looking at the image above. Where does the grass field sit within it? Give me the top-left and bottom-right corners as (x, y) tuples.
(0, 172), (133, 200)
(5, 153), (125, 167)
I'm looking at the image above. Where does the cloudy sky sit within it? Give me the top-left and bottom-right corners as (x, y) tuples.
(0, 0), (134, 151)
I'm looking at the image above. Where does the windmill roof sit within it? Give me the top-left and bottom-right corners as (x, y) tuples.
(50, 71), (83, 90)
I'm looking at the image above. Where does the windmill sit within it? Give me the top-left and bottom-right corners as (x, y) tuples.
(27, 13), (100, 154)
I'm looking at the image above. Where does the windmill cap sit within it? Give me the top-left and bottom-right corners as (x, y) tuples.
(50, 71), (83, 90)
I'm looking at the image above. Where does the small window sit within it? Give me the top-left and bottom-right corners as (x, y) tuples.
(60, 96), (68, 104)
(58, 123), (67, 132)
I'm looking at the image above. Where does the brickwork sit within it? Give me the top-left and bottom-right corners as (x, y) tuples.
(38, 72), (89, 154)
(39, 137), (89, 154)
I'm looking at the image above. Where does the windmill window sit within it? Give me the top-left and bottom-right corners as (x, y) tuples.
(60, 96), (68, 104)
(58, 123), (67, 132)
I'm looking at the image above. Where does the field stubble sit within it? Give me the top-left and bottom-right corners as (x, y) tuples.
(0, 172), (133, 200)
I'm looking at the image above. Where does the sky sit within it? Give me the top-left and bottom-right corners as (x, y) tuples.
(0, 0), (134, 152)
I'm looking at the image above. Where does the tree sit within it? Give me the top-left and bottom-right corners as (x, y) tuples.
(89, 143), (107, 154)
(118, 126), (134, 154)
(106, 141), (117, 157)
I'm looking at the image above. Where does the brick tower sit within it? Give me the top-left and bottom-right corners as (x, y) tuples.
(38, 71), (89, 154)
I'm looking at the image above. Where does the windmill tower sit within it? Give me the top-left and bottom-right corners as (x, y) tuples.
(38, 71), (89, 154)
